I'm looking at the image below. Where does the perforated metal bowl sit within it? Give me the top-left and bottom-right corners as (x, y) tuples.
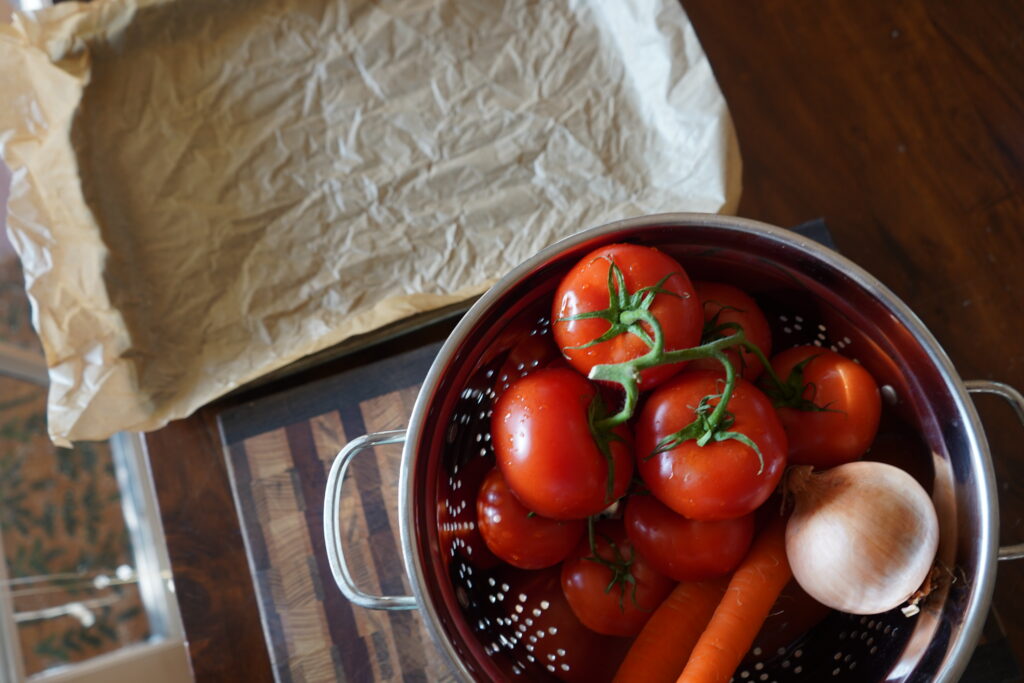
(324, 214), (1023, 682)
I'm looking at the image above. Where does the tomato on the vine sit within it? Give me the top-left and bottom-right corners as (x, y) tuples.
(560, 519), (674, 637)
(689, 281), (773, 380)
(768, 345), (881, 468)
(624, 493), (754, 581)
(636, 370), (788, 520)
(552, 244), (703, 391)
(492, 367), (633, 520)
(476, 468), (584, 569)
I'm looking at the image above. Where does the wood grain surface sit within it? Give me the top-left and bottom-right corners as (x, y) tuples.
(143, 2), (1024, 679)
(680, 0), (1024, 667)
(223, 389), (456, 683)
(216, 333), (459, 683)
(145, 411), (274, 682)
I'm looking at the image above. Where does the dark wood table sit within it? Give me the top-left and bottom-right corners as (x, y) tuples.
(144, 2), (1024, 680)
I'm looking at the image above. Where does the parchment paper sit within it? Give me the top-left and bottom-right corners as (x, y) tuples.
(0, 0), (740, 445)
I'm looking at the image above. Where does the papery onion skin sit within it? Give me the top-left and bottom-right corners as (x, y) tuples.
(785, 462), (939, 615)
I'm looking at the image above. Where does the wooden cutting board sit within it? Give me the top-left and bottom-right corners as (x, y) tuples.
(220, 322), (460, 683)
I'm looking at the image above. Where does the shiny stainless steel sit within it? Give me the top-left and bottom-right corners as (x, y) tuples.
(965, 380), (1024, 561)
(324, 213), (1000, 682)
(6, 0), (53, 11)
(323, 430), (417, 611)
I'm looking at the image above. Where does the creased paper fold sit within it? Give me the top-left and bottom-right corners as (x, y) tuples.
(0, 0), (740, 445)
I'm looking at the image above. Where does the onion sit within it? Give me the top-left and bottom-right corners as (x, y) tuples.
(785, 461), (939, 615)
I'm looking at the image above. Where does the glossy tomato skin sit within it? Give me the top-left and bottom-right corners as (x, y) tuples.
(636, 370), (788, 520)
(689, 281), (773, 380)
(552, 244), (703, 391)
(492, 367), (633, 520)
(624, 493), (754, 581)
(499, 567), (631, 682)
(560, 519), (674, 637)
(476, 468), (584, 569)
(770, 346), (881, 468)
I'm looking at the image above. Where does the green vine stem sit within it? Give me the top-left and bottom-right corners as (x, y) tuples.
(586, 393), (623, 503)
(587, 307), (750, 431)
(760, 352), (844, 413)
(702, 320), (842, 415)
(705, 319), (788, 391)
(583, 516), (640, 611)
(697, 350), (736, 442)
(559, 261), (787, 494)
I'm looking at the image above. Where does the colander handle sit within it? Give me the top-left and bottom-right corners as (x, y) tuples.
(323, 430), (418, 610)
(965, 379), (1024, 561)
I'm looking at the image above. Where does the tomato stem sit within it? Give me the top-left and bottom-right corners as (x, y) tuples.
(696, 316), (833, 412)
(739, 339), (786, 390)
(558, 260), (680, 352)
(700, 350), (736, 437)
(760, 353), (843, 413)
(586, 393), (623, 503)
(584, 517), (641, 612)
(590, 308), (746, 430)
(569, 265), (779, 480)
(590, 309), (771, 472)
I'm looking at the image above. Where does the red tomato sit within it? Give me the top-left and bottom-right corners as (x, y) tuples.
(635, 370), (788, 520)
(476, 468), (584, 569)
(492, 368), (633, 520)
(624, 493), (754, 581)
(770, 346), (881, 468)
(560, 519), (674, 637)
(552, 244), (703, 391)
(689, 281), (773, 380)
(497, 567), (630, 682)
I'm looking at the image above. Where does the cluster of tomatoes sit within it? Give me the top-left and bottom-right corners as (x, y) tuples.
(473, 243), (882, 653)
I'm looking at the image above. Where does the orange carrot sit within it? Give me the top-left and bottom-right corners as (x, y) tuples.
(676, 516), (791, 683)
(613, 576), (728, 683)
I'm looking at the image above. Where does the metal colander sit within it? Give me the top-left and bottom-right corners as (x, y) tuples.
(325, 214), (1021, 682)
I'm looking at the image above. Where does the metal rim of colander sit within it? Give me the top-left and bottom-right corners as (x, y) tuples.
(397, 212), (998, 683)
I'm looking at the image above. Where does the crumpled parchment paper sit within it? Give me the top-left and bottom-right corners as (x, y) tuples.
(0, 0), (740, 446)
